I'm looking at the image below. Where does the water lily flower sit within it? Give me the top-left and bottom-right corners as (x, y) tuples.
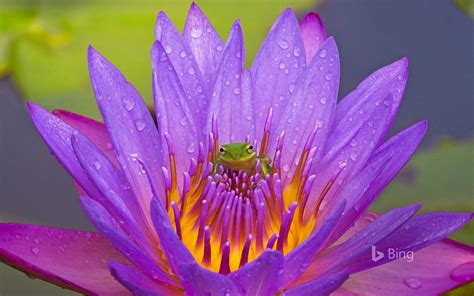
(1, 4), (473, 295)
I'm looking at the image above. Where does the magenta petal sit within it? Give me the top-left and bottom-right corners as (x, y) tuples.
(271, 37), (339, 182)
(177, 262), (239, 295)
(80, 197), (177, 287)
(303, 204), (420, 281)
(52, 109), (116, 165)
(183, 3), (223, 89)
(343, 239), (474, 295)
(87, 46), (166, 211)
(347, 212), (473, 273)
(0, 223), (127, 295)
(251, 8), (306, 134)
(109, 261), (180, 296)
(299, 12), (327, 63)
(27, 102), (101, 200)
(151, 40), (200, 184)
(283, 272), (348, 296)
(149, 198), (195, 275)
(208, 21), (248, 143)
(283, 202), (345, 288)
(154, 11), (208, 130)
(229, 250), (284, 295)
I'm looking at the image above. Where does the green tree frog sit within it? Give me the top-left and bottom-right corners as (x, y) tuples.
(213, 143), (271, 175)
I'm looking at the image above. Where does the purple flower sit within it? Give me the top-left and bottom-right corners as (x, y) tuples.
(1, 4), (473, 295)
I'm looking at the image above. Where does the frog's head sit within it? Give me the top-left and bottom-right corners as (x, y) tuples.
(218, 142), (256, 163)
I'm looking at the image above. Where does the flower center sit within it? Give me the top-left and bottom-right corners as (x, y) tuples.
(160, 109), (336, 274)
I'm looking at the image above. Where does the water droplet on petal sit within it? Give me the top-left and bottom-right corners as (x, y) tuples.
(350, 139), (358, 147)
(216, 45), (223, 52)
(403, 278), (421, 289)
(293, 47), (302, 57)
(31, 247), (40, 255)
(179, 117), (188, 127)
(233, 87), (241, 95)
(122, 98), (135, 111)
(320, 97), (327, 104)
(187, 143), (196, 154)
(179, 50), (186, 58)
(324, 73), (333, 81)
(134, 119), (146, 131)
(279, 62), (286, 70)
(450, 262), (474, 282)
(187, 67), (196, 75)
(277, 39), (289, 49)
(164, 44), (172, 54)
(93, 160), (101, 170)
(318, 49), (328, 58)
(190, 27), (203, 38)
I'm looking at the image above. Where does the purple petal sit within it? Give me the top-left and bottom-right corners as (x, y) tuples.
(229, 250), (284, 295)
(177, 262), (239, 295)
(334, 57), (408, 146)
(80, 197), (177, 287)
(270, 37), (339, 182)
(71, 133), (155, 255)
(325, 121), (428, 242)
(207, 21), (247, 143)
(251, 8), (306, 135)
(151, 40), (200, 184)
(154, 11), (208, 130)
(109, 261), (180, 295)
(302, 204), (420, 281)
(52, 109), (117, 165)
(149, 197), (195, 275)
(342, 239), (474, 295)
(347, 212), (473, 273)
(87, 46), (166, 212)
(282, 201), (345, 288)
(0, 223), (128, 295)
(183, 3), (223, 89)
(299, 12), (327, 63)
(27, 102), (101, 200)
(283, 272), (348, 296)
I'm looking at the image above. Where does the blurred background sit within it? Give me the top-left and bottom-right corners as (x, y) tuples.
(0, 0), (473, 295)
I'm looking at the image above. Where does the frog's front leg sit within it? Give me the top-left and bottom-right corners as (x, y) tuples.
(257, 156), (272, 175)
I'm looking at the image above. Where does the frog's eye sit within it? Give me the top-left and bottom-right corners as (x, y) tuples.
(219, 147), (226, 156)
(246, 145), (254, 154)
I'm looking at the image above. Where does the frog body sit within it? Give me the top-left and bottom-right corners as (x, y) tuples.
(213, 142), (271, 175)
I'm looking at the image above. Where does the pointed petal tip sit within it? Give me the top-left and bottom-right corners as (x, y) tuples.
(302, 11), (324, 25)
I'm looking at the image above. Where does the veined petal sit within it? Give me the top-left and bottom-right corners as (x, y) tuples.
(177, 262), (239, 295)
(300, 12), (327, 63)
(343, 239), (474, 295)
(271, 37), (339, 181)
(251, 8), (306, 135)
(87, 46), (166, 212)
(229, 250), (284, 295)
(183, 3), (223, 89)
(155, 11), (208, 130)
(300, 204), (420, 282)
(151, 40), (200, 187)
(208, 21), (246, 143)
(283, 201), (345, 288)
(347, 212), (473, 273)
(109, 261), (181, 296)
(0, 223), (127, 295)
(282, 272), (348, 296)
(334, 57), (408, 146)
(52, 109), (116, 165)
(27, 103), (101, 200)
(149, 198), (195, 275)
(80, 197), (177, 287)
(71, 133), (156, 256)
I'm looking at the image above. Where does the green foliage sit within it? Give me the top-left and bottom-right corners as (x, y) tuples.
(453, 0), (474, 18)
(1, 0), (316, 118)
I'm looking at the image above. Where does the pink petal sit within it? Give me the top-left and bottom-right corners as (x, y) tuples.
(0, 223), (128, 295)
(342, 239), (474, 295)
(300, 12), (327, 63)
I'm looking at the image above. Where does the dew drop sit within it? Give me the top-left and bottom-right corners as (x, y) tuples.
(179, 50), (186, 58)
(383, 99), (391, 106)
(233, 87), (241, 95)
(318, 49), (328, 58)
(279, 62), (286, 70)
(122, 98), (135, 111)
(403, 278), (421, 289)
(282, 165), (290, 172)
(187, 143), (196, 154)
(31, 247), (40, 255)
(293, 47), (302, 57)
(246, 115), (252, 121)
(277, 39), (289, 49)
(350, 152), (358, 161)
(324, 73), (333, 81)
(93, 160), (101, 170)
(450, 262), (474, 282)
(190, 27), (203, 38)
(320, 97), (327, 104)
(164, 44), (172, 54)
(187, 67), (196, 75)
(338, 160), (348, 168)
(349, 139), (358, 147)
(216, 45), (223, 52)
(179, 117), (188, 127)
(134, 119), (146, 131)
